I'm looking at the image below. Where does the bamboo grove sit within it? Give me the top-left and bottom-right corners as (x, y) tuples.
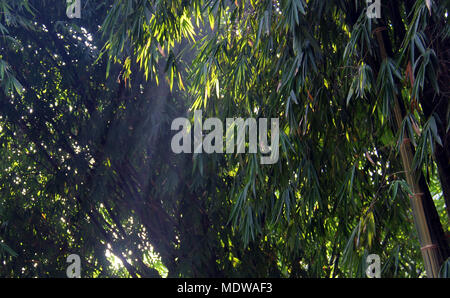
(0, 0), (449, 277)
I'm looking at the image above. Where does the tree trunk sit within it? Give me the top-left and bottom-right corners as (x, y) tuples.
(375, 28), (449, 277)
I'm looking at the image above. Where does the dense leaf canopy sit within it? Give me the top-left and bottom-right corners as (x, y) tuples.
(0, 0), (449, 277)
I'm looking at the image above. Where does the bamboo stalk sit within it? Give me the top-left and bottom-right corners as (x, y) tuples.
(375, 30), (444, 277)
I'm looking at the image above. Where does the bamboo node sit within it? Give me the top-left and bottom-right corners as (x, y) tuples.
(408, 192), (424, 199)
(420, 244), (438, 251)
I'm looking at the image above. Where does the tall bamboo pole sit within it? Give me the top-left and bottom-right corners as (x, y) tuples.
(375, 29), (445, 277)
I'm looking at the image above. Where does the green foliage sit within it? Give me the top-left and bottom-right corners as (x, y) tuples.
(0, 0), (448, 278)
